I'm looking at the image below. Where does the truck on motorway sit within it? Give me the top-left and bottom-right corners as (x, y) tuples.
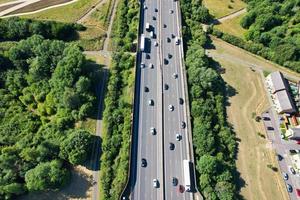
(140, 34), (145, 52)
(183, 159), (191, 192)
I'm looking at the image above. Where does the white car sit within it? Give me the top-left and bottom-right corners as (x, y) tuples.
(168, 105), (174, 111)
(154, 41), (158, 47)
(150, 127), (156, 135)
(169, 9), (173, 14)
(143, 5), (147, 9)
(149, 63), (154, 69)
(176, 133), (181, 141)
(153, 179), (159, 188)
(148, 99), (154, 106)
(141, 63), (145, 68)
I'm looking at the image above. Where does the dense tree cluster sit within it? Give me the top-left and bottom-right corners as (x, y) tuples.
(99, 0), (138, 199)
(181, 0), (238, 199)
(0, 35), (96, 199)
(240, 0), (300, 70)
(0, 17), (83, 41)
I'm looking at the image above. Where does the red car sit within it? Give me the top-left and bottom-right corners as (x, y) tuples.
(297, 140), (300, 144)
(296, 189), (300, 197)
(178, 185), (184, 193)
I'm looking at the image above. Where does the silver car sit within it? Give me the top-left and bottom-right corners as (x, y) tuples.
(168, 105), (174, 111)
(153, 179), (159, 188)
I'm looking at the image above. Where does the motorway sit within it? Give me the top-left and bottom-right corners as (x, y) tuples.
(129, 0), (195, 199)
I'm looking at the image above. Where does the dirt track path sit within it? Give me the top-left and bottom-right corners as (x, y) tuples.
(217, 8), (246, 22)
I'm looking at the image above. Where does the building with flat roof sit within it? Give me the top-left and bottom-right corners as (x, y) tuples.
(266, 71), (296, 114)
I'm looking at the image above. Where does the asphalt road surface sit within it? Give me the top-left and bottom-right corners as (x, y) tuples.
(129, 0), (195, 200)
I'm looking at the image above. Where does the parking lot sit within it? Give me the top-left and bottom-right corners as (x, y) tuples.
(263, 108), (300, 199)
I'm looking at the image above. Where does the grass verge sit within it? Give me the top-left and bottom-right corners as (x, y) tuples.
(21, 0), (99, 22)
(203, 0), (246, 18)
(208, 40), (289, 199)
(215, 13), (247, 38)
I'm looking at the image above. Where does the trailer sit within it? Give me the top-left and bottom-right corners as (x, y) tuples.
(140, 34), (145, 52)
(183, 159), (191, 192)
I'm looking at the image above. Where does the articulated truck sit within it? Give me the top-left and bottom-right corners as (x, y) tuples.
(183, 159), (191, 192)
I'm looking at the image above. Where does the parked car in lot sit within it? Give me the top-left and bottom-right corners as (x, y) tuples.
(141, 63), (145, 68)
(283, 172), (288, 180)
(277, 154), (283, 161)
(296, 189), (300, 197)
(289, 165), (296, 174)
(263, 117), (270, 120)
(267, 126), (274, 130)
(290, 150), (297, 154)
(287, 184), (293, 193)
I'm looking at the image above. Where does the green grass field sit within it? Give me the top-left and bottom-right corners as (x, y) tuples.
(0, 0), (14, 4)
(203, 0), (246, 18)
(22, 0), (99, 22)
(215, 13), (247, 38)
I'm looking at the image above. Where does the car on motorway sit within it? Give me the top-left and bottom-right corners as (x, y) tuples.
(150, 127), (156, 135)
(297, 140), (300, 145)
(164, 84), (169, 90)
(173, 73), (178, 79)
(154, 41), (158, 47)
(171, 33), (175, 38)
(181, 121), (186, 129)
(149, 63), (154, 69)
(296, 189), (300, 197)
(169, 104), (174, 111)
(287, 184), (293, 193)
(169, 9), (173, 14)
(148, 99), (154, 106)
(141, 158), (147, 167)
(164, 58), (168, 65)
(267, 126), (274, 130)
(169, 142), (175, 150)
(175, 37), (180, 45)
(144, 86), (149, 92)
(283, 172), (288, 180)
(152, 16), (156, 20)
(172, 177), (178, 186)
(176, 133), (181, 141)
(150, 31), (154, 38)
(163, 24), (167, 28)
(167, 37), (171, 43)
(288, 165), (296, 174)
(168, 53), (172, 59)
(178, 185), (184, 193)
(154, 8), (158, 12)
(141, 63), (145, 68)
(146, 54), (150, 59)
(153, 179), (159, 188)
(179, 98), (184, 105)
(143, 4), (147, 9)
